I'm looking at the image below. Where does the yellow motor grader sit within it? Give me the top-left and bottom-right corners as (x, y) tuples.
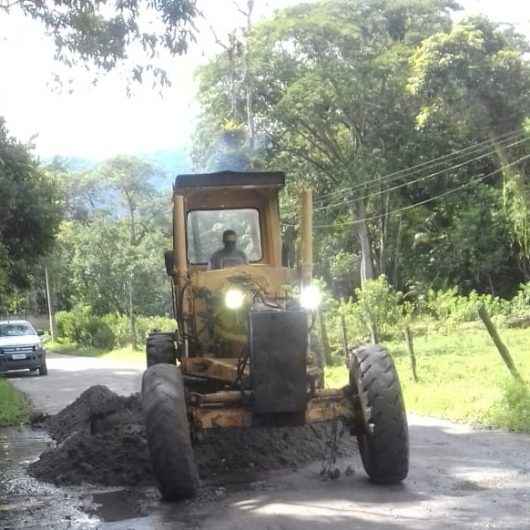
(142, 170), (409, 500)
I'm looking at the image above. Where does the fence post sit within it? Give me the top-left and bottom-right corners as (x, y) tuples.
(44, 264), (55, 341)
(478, 305), (523, 382)
(404, 325), (418, 382)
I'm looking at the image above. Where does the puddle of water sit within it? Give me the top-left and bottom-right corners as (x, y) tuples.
(0, 426), (52, 498)
(0, 426), (165, 529)
(0, 426), (100, 529)
(90, 489), (145, 522)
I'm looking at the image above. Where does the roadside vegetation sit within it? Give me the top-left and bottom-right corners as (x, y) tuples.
(47, 310), (175, 362)
(0, 379), (30, 427)
(323, 278), (530, 433)
(47, 342), (145, 364)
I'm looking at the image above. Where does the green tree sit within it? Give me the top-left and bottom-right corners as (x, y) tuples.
(97, 156), (168, 347)
(403, 187), (521, 296)
(195, 0), (459, 283)
(0, 118), (61, 308)
(44, 156), (172, 346)
(57, 219), (170, 318)
(194, 1), (530, 298)
(0, 0), (197, 85)
(409, 17), (530, 274)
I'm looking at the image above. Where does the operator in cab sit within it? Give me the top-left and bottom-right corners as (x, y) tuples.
(208, 229), (248, 269)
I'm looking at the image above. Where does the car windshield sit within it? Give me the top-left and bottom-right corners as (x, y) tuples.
(0, 323), (36, 337)
(187, 209), (262, 265)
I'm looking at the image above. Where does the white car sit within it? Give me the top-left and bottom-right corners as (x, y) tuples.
(0, 320), (48, 376)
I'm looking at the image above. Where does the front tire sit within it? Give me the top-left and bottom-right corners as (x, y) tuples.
(142, 364), (199, 500)
(349, 344), (409, 484)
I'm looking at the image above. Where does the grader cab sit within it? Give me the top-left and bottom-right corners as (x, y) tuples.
(142, 170), (409, 500)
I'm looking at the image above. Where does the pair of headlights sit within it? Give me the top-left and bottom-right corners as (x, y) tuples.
(224, 284), (322, 311)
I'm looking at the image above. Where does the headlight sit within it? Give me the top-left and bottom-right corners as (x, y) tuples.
(300, 284), (322, 311)
(225, 288), (245, 310)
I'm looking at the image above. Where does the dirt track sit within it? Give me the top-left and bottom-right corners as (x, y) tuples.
(2, 353), (530, 529)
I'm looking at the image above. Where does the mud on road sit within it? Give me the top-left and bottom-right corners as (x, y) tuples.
(29, 385), (356, 487)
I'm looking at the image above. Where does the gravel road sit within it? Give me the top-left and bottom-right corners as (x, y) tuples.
(1, 352), (529, 529)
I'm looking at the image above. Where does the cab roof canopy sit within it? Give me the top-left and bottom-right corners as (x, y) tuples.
(174, 170), (285, 191)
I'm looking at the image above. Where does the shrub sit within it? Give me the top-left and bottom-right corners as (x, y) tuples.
(56, 308), (176, 350)
(55, 309), (78, 342)
(56, 304), (99, 345)
(136, 315), (175, 344)
(102, 313), (130, 347)
(509, 282), (530, 317)
(425, 288), (509, 324)
(325, 276), (400, 361)
(354, 275), (400, 342)
(91, 323), (115, 349)
(488, 379), (530, 433)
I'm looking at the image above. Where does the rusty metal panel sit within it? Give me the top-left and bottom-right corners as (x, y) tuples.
(181, 357), (243, 383)
(189, 395), (355, 430)
(249, 310), (308, 414)
(191, 406), (252, 430)
(305, 396), (354, 424)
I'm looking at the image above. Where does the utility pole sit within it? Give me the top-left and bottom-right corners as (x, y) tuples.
(44, 264), (55, 341)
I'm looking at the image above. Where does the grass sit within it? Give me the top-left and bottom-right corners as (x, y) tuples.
(0, 378), (31, 426)
(47, 340), (145, 364)
(325, 324), (530, 432)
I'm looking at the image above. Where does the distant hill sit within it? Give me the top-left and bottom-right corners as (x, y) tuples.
(141, 149), (193, 189)
(43, 148), (193, 191)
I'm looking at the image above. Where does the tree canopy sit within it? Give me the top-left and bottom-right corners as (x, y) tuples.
(0, 119), (61, 301)
(193, 0), (530, 298)
(0, 0), (198, 85)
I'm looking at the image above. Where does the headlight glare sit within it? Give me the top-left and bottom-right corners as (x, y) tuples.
(300, 284), (322, 311)
(225, 288), (245, 310)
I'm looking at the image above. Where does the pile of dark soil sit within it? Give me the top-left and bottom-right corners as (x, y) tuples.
(29, 386), (151, 486)
(29, 385), (356, 487)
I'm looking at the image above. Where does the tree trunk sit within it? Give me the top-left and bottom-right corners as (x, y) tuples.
(340, 310), (349, 354)
(318, 308), (332, 365)
(242, 0), (255, 150)
(392, 215), (402, 287)
(128, 273), (137, 350)
(353, 201), (374, 283)
(368, 320), (379, 344)
(127, 196), (138, 349)
(491, 133), (530, 259)
(378, 191), (390, 276)
(44, 264), (55, 341)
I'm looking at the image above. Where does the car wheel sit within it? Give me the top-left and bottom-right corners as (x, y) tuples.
(38, 357), (48, 376)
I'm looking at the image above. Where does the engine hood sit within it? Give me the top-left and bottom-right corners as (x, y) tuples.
(0, 335), (41, 348)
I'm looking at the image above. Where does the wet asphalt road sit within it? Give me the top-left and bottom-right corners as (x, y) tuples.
(1, 353), (530, 529)
(8, 352), (143, 414)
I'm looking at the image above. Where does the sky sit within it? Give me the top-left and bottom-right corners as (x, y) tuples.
(0, 0), (529, 162)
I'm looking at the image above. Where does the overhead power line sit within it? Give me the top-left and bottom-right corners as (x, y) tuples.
(310, 152), (530, 229)
(281, 151), (530, 229)
(313, 135), (530, 213)
(313, 128), (527, 204)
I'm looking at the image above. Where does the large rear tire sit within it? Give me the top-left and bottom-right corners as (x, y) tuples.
(349, 344), (409, 484)
(146, 332), (176, 368)
(142, 364), (199, 500)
